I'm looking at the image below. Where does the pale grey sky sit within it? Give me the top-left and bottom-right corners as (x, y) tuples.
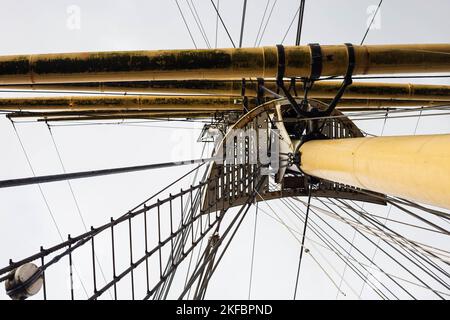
(0, 0), (449, 300)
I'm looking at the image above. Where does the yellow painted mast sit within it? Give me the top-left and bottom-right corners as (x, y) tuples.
(3, 81), (450, 101)
(299, 135), (450, 210)
(0, 44), (450, 84)
(0, 96), (446, 112)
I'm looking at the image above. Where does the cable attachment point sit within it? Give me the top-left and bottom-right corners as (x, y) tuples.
(241, 78), (249, 113)
(317, 43), (355, 117)
(256, 78), (265, 106)
(275, 44), (309, 118)
(286, 152), (301, 168)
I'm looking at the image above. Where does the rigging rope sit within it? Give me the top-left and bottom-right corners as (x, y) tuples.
(9, 122), (67, 246)
(360, 0), (383, 45)
(179, 176), (264, 299)
(156, 143), (208, 299)
(278, 196), (390, 299)
(239, 0), (248, 48)
(47, 125), (113, 299)
(325, 199), (445, 299)
(214, 0), (220, 48)
(256, 193), (362, 298)
(293, 184), (312, 299)
(280, 5), (300, 44)
(256, 0), (278, 47)
(264, 200), (450, 297)
(248, 202), (258, 299)
(210, 0), (236, 48)
(186, 0), (211, 48)
(302, 199), (407, 299)
(175, 0), (198, 49)
(47, 125), (88, 231)
(254, 0), (271, 47)
(295, 0), (306, 46)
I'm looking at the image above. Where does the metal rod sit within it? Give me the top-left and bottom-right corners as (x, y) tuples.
(0, 157), (215, 188)
(110, 218), (117, 300)
(143, 208), (150, 294)
(68, 236), (74, 300)
(128, 218), (135, 300)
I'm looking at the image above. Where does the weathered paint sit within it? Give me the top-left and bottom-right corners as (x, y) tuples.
(0, 96), (446, 112)
(0, 44), (449, 84)
(4, 81), (450, 101)
(0, 96), (247, 111)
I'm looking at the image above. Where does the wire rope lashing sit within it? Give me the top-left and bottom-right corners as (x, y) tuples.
(320, 43), (355, 116)
(256, 78), (265, 106)
(275, 44), (309, 117)
(275, 43), (355, 120)
(241, 78), (249, 113)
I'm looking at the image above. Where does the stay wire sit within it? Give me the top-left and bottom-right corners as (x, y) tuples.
(310, 198), (412, 299)
(214, 0), (220, 48)
(316, 200), (449, 236)
(278, 187), (402, 299)
(156, 143), (208, 299)
(192, 180), (265, 299)
(186, 170), (263, 298)
(280, 5), (300, 44)
(341, 200), (450, 280)
(334, 185), (450, 226)
(295, 0), (306, 46)
(210, 0), (236, 48)
(360, 0), (383, 45)
(238, 0), (248, 48)
(257, 188), (361, 298)
(9, 121), (90, 298)
(279, 196), (390, 299)
(184, 162), (220, 299)
(248, 201), (258, 300)
(47, 126), (88, 230)
(264, 197), (450, 298)
(274, 193), (388, 299)
(190, 174), (264, 298)
(186, 0), (211, 48)
(325, 199), (445, 299)
(341, 200), (450, 296)
(336, 199), (450, 286)
(303, 200), (449, 260)
(335, 201), (365, 299)
(256, 202), (355, 298)
(293, 184), (312, 299)
(184, 168), (216, 299)
(10, 121), (64, 240)
(174, 0), (198, 49)
(254, 0), (271, 47)
(264, 201), (450, 297)
(180, 179), (261, 299)
(191, 0), (212, 48)
(413, 109), (423, 135)
(256, 0), (278, 47)
(47, 125), (113, 299)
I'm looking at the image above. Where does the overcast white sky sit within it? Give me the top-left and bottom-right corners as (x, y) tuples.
(0, 0), (449, 300)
